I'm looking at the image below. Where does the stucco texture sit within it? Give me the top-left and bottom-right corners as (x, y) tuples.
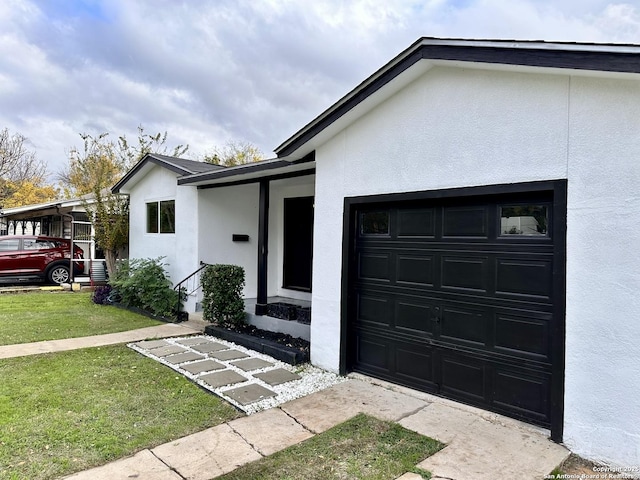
(311, 65), (640, 467)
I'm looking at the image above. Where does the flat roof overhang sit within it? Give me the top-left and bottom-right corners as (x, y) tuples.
(178, 153), (315, 188)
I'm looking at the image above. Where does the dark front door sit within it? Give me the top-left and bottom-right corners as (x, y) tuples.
(346, 187), (564, 432)
(283, 196), (314, 291)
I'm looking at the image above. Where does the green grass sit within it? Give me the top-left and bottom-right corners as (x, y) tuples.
(218, 413), (444, 480)
(0, 345), (242, 480)
(0, 292), (162, 346)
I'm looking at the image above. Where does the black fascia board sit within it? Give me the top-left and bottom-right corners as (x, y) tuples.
(275, 42), (640, 158)
(178, 159), (292, 185)
(112, 154), (218, 193)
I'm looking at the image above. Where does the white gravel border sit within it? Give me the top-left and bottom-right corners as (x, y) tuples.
(128, 335), (346, 414)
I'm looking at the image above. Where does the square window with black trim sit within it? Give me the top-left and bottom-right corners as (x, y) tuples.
(500, 205), (548, 236)
(146, 200), (175, 234)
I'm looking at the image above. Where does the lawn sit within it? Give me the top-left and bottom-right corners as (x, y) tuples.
(218, 413), (444, 480)
(0, 291), (162, 346)
(0, 345), (242, 480)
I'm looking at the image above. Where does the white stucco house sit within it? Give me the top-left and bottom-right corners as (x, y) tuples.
(113, 38), (640, 468)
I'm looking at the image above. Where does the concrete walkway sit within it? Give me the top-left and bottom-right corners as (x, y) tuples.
(0, 323), (199, 359)
(63, 377), (569, 480)
(0, 323), (569, 479)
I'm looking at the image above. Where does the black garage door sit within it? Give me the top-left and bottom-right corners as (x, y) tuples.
(345, 183), (565, 435)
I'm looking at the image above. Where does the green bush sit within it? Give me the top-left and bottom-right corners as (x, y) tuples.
(109, 257), (182, 318)
(201, 264), (246, 326)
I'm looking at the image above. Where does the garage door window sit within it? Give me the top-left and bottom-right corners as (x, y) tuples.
(500, 205), (548, 236)
(360, 211), (389, 235)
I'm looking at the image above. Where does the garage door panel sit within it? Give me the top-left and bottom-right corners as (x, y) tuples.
(349, 188), (560, 430)
(357, 293), (392, 327)
(353, 334), (390, 372)
(440, 305), (488, 346)
(397, 208), (436, 237)
(441, 256), (489, 292)
(396, 344), (435, 386)
(442, 205), (489, 237)
(395, 299), (434, 336)
(440, 354), (486, 402)
(358, 252), (391, 281)
(496, 257), (552, 299)
(494, 312), (551, 360)
(493, 368), (550, 421)
(396, 254), (435, 286)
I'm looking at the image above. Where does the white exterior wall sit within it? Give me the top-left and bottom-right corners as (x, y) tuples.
(311, 65), (640, 467)
(198, 184), (260, 299)
(563, 76), (640, 466)
(128, 165), (182, 279)
(196, 177), (315, 303)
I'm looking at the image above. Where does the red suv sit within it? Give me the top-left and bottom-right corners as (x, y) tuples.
(0, 236), (85, 285)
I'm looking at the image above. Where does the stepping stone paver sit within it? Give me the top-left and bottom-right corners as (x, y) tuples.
(164, 351), (204, 365)
(223, 383), (277, 406)
(149, 345), (187, 357)
(191, 342), (228, 353)
(200, 370), (248, 388)
(182, 359), (226, 374)
(175, 337), (209, 346)
(209, 349), (249, 361)
(135, 339), (170, 349)
(254, 368), (301, 386)
(231, 358), (274, 371)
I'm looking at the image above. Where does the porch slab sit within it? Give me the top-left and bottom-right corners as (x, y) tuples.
(209, 349), (250, 361)
(148, 345), (187, 357)
(223, 383), (277, 406)
(191, 341), (230, 353)
(182, 359), (226, 374)
(254, 368), (301, 386)
(228, 408), (313, 456)
(163, 351), (204, 365)
(231, 358), (275, 371)
(199, 370), (247, 388)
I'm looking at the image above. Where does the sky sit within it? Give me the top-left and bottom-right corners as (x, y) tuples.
(1, 0), (639, 180)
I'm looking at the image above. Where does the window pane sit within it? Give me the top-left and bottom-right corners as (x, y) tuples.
(500, 205), (548, 236)
(0, 239), (19, 251)
(361, 211), (390, 235)
(160, 200), (175, 234)
(146, 202), (158, 233)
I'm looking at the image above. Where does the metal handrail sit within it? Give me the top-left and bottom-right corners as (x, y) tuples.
(174, 261), (209, 321)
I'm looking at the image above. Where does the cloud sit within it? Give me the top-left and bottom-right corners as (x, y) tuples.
(0, 0), (639, 180)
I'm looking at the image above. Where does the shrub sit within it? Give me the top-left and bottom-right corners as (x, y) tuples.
(201, 264), (246, 327)
(109, 257), (182, 318)
(92, 285), (112, 305)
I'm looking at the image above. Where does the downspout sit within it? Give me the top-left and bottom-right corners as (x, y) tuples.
(57, 206), (75, 283)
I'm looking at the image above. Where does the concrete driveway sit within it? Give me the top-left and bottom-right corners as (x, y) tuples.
(65, 375), (568, 480)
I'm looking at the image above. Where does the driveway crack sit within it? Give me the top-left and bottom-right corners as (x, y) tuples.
(279, 407), (315, 434)
(149, 449), (187, 480)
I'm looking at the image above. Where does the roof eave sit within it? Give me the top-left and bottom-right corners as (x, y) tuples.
(274, 37), (640, 159)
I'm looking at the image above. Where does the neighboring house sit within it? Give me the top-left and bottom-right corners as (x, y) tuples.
(113, 38), (640, 468)
(0, 195), (104, 279)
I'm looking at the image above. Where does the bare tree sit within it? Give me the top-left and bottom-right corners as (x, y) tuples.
(0, 128), (48, 206)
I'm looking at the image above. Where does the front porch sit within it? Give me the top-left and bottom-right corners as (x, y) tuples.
(244, 297), (311, 341)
